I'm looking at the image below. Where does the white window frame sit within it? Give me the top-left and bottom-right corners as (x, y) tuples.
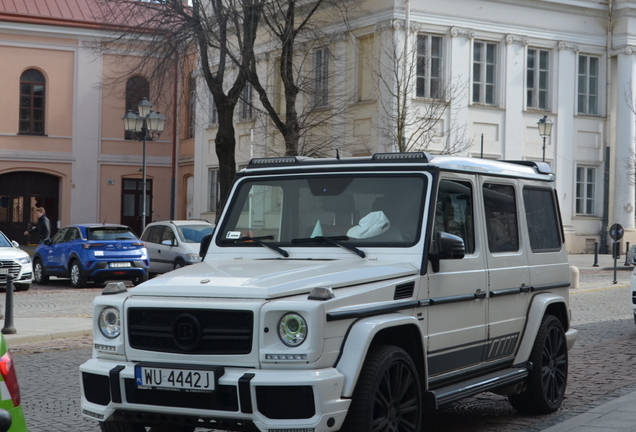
(575, 166), (596, 216)
(314, 46), (329, 108)
(577, 54), (599, 115)
(472, 40), (498, 106)
(208, 168), (219, 212)
(208, 94), (218, 126)
(240, 84), (253, 120)
(416, 34), (443, 99)
(526, 48), (550, 111)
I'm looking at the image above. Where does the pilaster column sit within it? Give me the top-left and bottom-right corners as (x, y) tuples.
(502, 35), (528, 160)
(613, 49), (636, 230)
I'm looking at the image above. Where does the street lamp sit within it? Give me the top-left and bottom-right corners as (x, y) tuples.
(537, 115), (553, 162)
(122, 97), (166, 233)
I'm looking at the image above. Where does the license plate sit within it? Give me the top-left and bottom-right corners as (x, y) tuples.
(0, 269), (8, 275)
(135, 364), (217, 392)
(109, 262), (131, 268)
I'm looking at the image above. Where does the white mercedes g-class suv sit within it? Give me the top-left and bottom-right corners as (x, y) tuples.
(80, 153), (577, 432)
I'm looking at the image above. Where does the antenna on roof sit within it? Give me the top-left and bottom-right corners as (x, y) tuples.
(103, 214), (108, 225)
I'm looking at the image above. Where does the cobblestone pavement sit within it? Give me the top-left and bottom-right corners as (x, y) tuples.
(0, 280), (99, 318)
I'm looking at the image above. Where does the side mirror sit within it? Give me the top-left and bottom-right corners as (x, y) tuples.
(161, 240), (173, 246)
(199, 233), (213, 260)
(429, 231), (465, 273)
(11, 241), (19, 248)
(0, 408), (12, 432)
(43, 238), (51, 246)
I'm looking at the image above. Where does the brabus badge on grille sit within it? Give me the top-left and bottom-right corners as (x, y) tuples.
(172, 314), (202, 351)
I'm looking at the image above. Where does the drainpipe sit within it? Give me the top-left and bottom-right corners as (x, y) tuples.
(600, 0), (613, 254)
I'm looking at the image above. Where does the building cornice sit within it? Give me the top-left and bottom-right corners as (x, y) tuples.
(506, 34), (530, 45)
(450, 27), (476, 39)
(611, 45), (636, 56)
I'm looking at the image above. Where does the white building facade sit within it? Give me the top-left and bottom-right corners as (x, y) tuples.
(195, 0), (636, 254)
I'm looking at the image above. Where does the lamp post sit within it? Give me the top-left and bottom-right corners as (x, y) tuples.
(122, 97), (166, 234)
(537, 115), (553, 162)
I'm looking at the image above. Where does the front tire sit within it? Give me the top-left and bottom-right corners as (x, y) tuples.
(342, 345), (422, 432)
(69, 261), (87, 288)
(508, 314), (568, 414)
(33, 259), (48, 285)
(173, 259), (185, 270)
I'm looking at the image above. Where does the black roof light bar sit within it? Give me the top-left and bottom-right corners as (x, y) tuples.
(372, 152), (432, 162)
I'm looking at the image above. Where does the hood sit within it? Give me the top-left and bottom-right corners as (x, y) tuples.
(0, 247), (29, 260)
(131, 258), (418, 299)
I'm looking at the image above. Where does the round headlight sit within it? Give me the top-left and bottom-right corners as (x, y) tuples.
(278, 313), (307, 347)
(98, 307), (121, 339)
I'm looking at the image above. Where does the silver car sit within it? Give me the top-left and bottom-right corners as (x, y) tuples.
(140, 220), (214, 274)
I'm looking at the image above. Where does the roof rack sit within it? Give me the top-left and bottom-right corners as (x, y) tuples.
(503, 160), (552, 175)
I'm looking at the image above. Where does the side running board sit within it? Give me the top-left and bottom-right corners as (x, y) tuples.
(423, 367), (529, 410)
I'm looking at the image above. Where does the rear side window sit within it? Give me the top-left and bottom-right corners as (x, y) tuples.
(483, 183), (519, 253)
(88, 228), (138, 241)
(523, 187), (562, 252)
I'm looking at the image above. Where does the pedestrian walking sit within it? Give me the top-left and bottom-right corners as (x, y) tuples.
(24, 207), (51, 243)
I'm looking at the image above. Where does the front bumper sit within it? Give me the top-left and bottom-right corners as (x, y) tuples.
(80, 358), (350, 432)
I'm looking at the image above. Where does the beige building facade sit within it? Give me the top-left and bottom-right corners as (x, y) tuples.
(0, 0), (193, 242)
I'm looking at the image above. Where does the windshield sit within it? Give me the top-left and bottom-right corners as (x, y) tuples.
(177, 225), (214, 243)
(88, 227), (138, 241)
(218, 174), (426, 248)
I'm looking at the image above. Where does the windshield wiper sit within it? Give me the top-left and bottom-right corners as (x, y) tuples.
(221, 235), (289, 257)
(291, 236), (366, 258)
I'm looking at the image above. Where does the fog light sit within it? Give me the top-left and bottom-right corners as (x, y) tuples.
(266, 354), (307, 360)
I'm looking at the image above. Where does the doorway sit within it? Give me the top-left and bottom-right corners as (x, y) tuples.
(121, 178), (152, 236)
(0, 172), (59, 244)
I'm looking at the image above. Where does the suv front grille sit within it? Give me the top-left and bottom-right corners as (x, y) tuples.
(128, 308), (254, 354)
(0, 261), (21, 282)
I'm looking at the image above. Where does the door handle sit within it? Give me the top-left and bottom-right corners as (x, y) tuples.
(474, 291), (487, 299)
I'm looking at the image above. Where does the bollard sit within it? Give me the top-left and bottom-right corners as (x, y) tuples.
(593, 241), (599, 267)
(626, 242), (631, 266)
(1, 275), (16, 335)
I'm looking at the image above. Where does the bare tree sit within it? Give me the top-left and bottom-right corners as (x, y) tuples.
(370, 24), (472, 154)
(243, 0), (356, 157)
(93, 0), (261, 213)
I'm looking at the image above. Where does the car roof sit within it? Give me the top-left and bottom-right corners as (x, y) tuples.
(68, 224), (132, 229)
(148, 220), (213, 226)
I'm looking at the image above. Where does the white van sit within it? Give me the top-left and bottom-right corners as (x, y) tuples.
(81, 153), (577, 432)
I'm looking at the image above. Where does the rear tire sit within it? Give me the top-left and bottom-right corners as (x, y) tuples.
(14, 284), (30, 292)
(508, 314), (568, 414)
(341, 345), (422, 432)
(69, 261), (87, 288)
(33, 259), (48, 285)
(132, 273), (149, 286)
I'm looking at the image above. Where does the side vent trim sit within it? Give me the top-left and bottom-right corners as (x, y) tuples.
(394, 281), (415, 300)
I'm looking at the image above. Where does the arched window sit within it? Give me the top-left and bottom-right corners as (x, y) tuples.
(19, 69), (45, 134)
(125, 76), (150, 139)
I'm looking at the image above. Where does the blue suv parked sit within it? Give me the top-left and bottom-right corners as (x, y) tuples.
(32, 224), (149, 288)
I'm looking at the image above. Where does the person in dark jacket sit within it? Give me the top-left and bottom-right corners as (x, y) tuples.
(24, 207), (51, 243)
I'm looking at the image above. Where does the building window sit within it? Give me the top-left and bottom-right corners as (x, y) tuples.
(578, 55), (599, 115)
(357, 35), (374, 102)
(314, 47), (329, 108)
(240, 84), (253, 120)
(19, 69), (45, 134)
(188, 77), (196, 138)
(208, 94), (218, 126)
(125, 76), (150, 140)
(208, 168), (219, 212)
(527, 48), (549, 110)
(576, 166), (596, 215)
(417, 34), (443, 99)
(472, 41), (497, 105)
